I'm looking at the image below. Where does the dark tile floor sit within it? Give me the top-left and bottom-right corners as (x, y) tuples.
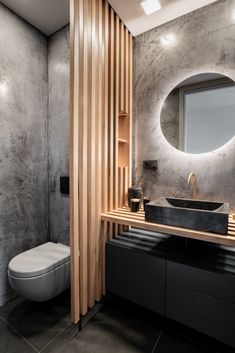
(0, 292), (234, 353)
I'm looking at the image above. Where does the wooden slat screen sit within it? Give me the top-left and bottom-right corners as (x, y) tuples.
(70, 0), (133, 323)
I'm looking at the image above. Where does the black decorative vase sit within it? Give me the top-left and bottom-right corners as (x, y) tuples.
(128, 186), (142, 207)
(130, 199), (140, 212)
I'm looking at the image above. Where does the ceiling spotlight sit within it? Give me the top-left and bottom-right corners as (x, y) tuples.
(140, 0), (162, 16)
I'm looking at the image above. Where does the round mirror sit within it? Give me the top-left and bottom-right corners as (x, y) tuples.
(160, 73), (235, 154)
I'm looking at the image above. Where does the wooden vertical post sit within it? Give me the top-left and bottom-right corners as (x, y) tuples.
(129, 35), (133, 185)
(70, 0), (80, 324)
(108, 8), (115, 240)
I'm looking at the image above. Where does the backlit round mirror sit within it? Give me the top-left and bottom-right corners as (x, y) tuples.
(160, 73), (235, 154)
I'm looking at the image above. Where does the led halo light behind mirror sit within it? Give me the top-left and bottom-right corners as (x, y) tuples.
(160, 73), (235, 154)
(140, 0), (162, 15)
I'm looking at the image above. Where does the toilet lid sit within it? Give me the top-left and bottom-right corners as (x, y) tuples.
(8, 242), (70, 278)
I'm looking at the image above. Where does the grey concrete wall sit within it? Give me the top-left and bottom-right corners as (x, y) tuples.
(133, 0), (235, 210)
(0, 4), (49, 305)
(48, 26), (70, 245)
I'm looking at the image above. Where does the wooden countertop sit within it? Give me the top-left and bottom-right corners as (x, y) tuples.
(101, 207), (235, 247)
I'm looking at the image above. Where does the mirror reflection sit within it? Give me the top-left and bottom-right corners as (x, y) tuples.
(160, 73), (235, 154)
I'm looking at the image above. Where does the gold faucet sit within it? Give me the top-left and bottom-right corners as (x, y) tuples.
(187, 172), (197, 199)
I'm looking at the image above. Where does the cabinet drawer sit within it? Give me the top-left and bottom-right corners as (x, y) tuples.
(106, 243), (165, 280)
(166, 283), (235, 348)
(167, 260), (235, 303)
(107, 264), (165, 315)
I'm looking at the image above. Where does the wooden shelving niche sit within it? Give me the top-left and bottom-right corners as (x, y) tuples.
(117, 110), (130, 208)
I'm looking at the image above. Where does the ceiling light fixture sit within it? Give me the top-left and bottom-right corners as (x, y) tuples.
(140, 0), (162, 16)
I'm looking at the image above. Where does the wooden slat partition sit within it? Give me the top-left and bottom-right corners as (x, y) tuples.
(70, 0), (133, 323)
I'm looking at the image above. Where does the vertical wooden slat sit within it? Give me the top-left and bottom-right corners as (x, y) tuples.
(96, 0), (103, 301)
(118, 165), (123, 234)
(86, 0), (92, 310)
(108, 8), (115, 240)
(120, 22), (125, 112)
(101, 0), (109, 295)
(124, 28), (129, 113)
(101, 220), (107, 295)
(124, 166), (129, 206)
(108, 221), (113, 241)
(87, 0), (97, 308)
(128, 35), (133, 185)
(70, 0), (80, 323)
(118, 167), (124, 207)
(114, 15), (120, 210)
(108, 9), (114, 213)
(102, 0), (109, 216)
(79, 0), (89, 315)
(114, 15), (120, 238)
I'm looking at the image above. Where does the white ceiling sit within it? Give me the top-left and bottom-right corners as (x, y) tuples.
(107, 0), (218, 36)
(0, 0), (218, 37)
(0, 0), (69, 36)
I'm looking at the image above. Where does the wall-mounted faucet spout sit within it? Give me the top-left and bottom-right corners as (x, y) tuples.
(187, 172), (197, 199)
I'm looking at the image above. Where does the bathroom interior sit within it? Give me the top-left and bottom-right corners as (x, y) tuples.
(0, 0), (235, 352)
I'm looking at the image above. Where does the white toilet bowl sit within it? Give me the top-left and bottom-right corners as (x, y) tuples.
(8, 242), (70, 302)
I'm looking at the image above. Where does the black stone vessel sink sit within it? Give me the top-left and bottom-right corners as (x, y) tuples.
(145, 197), (229, 235)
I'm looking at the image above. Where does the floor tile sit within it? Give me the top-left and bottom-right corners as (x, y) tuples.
(43, 296), (161, 353)
(153, 329), (217, 353)
(41, 323), (80, 353)
(0, 289), (71, 352)
(163, 320), (235, 353)
(103, 295), (166, 327)
(0, 317), (37, 353)
(2, 293), (232, 353)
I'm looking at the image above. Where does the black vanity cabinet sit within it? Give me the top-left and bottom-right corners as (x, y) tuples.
(106, 230), (167, 315)
(106, 231), (235, 348)
(166, 246), (235, 348)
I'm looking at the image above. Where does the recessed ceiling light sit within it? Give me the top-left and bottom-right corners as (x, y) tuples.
(140, 0), (162, 16)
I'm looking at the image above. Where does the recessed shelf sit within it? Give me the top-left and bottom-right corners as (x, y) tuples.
(117, 107), (130, 201)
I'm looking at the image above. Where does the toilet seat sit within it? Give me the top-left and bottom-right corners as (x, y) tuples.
(8, 242), (70, 278)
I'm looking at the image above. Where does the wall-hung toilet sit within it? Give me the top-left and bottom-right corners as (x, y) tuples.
(8, 242), (70, 302)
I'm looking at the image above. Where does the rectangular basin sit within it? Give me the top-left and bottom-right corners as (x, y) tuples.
(145, 197), (229, 235)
